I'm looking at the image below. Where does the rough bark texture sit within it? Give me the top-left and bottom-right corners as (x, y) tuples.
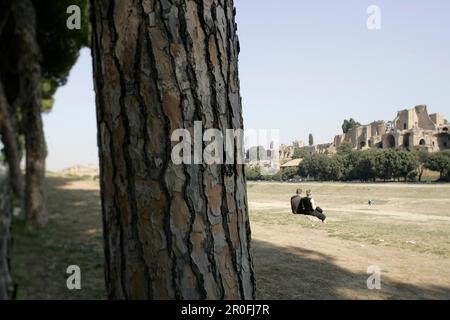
(91, 0), (255, 299)
(0, 80), (24, 197)
(11, 0), (47, 226)
(0, 175), (14, 300)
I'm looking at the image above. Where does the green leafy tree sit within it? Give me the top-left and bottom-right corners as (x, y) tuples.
(325, 155), (345, 181)
(335, 142), (359, 180)
(425, 152), (450, 180)
(297, 148), (442, 183)
(292, 148), (307, 159)
(413, 149), (430, 182)
(245, 166), (262, 181)
(374, 149), (397, 181)
(281, 167), (299, 181)
(0, 0), (89, 224)
(443, 151), (450, 182)
(308, 133), (314, 146)
(394, 150), (419, 181)
(299, 154), (329, 180)
(353, 150), (378, 181)
(345, 150), (363, 181)
(261, 171), (282, 182)
(337, 141), (354, 155)
(35, 0), (90, 112)
(342, 118), (361, 134)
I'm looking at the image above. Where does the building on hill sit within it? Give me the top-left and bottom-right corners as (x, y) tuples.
(279, 144), (294, 161)
(245, 105), (448, 174)
(331, 105), (449, 153)
(280, 158), (303, 171)
(292, 140), (304, 148)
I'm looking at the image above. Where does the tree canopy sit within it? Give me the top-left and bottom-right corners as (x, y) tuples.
(342, 118), (361, 134)
(35, 0), (90, 111)
(308, 133), (314, 146)
(295, 148), (442, 182)
(0, 0), (90, 112)
(292, 147), (308, 159)
(0, 0), (90, 224)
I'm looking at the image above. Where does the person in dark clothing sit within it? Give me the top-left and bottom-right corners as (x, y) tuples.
(301, 189), (327, 223)
(290, 188), (303, 214)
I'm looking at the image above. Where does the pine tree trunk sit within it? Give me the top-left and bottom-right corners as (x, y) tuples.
(91, 0), (255, 299)
(11, 0), (47, 226)
(0, 176), (14, 300)
(0, 80), (24, 197)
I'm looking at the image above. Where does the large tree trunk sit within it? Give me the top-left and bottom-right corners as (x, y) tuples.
(11, 0), (47, 226)
(0, 175), (14, 300)
(0, 80), (24, 197)
(91, 0), (255, 299)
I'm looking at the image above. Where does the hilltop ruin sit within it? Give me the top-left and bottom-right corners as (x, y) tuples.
(285, 105), (449, 158)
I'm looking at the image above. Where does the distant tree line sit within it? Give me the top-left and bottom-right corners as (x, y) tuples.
(299, 142), (450, 182)
(246, 141), (450, 183)
(245, 165), (300, 182)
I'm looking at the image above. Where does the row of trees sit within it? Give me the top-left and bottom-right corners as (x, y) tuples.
(1, 0), (257, 300)
(0, 0), (257, 300)
(247, 142), (450, 183)
(298, 143), (450, 182)
(1, 0), (257, 301)
(0, 0), (89, 225)
(0, 0), (88, 300)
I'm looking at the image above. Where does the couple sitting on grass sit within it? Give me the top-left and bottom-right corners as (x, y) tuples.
(291, 188), (327, 223)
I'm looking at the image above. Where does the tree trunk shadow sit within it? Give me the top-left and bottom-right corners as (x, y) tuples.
(252, 239), (450, 300)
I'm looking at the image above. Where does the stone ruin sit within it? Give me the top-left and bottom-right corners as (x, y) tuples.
(332, 105), (449, 153)
(247, 105), (448, 170)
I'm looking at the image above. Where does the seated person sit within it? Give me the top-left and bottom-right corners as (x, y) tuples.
(300, 189), (327, 223)
(290, 188), (303, 214)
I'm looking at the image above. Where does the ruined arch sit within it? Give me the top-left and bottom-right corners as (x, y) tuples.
(419, 139), (426, 146)
(437, 133), (449, 149)
(403, 133), (411, 148)
(386, 135), (395, 148)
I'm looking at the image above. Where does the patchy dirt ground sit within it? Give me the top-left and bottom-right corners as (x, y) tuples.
(11, 177), (450, 299)
(249, 182), (450, 299)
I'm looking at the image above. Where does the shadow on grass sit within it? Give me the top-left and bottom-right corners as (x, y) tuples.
(12, 177), (105, 300)
(253, 239), (450, 299)
(11, 177), (450, 300)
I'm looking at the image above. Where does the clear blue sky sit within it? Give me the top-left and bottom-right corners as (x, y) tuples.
(44, 0), (450, 170)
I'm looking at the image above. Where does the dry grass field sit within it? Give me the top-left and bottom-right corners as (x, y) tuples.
(11, 177), (450, 299)
(249, 181), (450, 299)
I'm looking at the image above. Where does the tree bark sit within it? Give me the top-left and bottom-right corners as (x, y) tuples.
(0, 176), (14, 300)
(11, 0), (47, 226)
(0, 80), (24, 197)
(91, 0), (255, 299)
